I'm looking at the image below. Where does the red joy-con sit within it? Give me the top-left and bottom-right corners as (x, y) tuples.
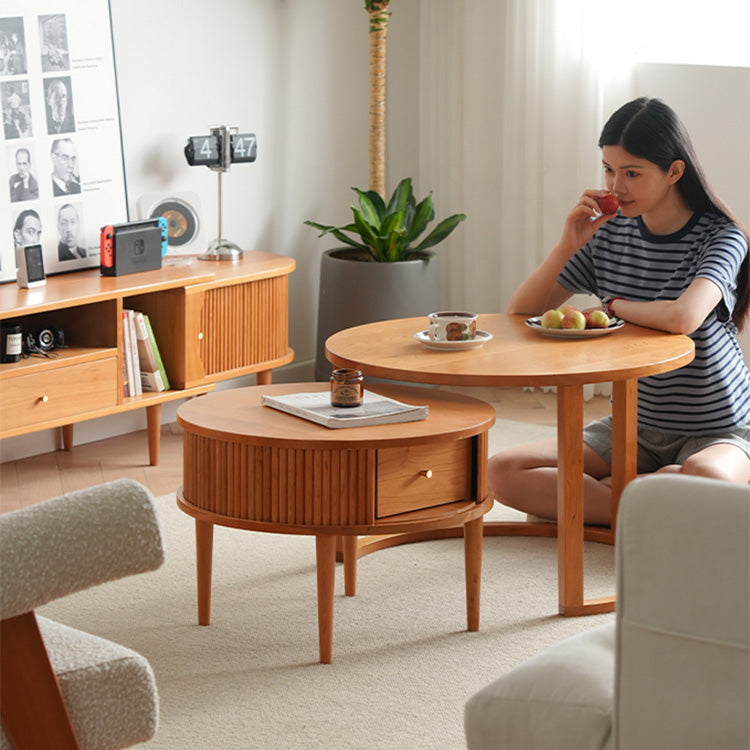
(101, 225), (114, 267)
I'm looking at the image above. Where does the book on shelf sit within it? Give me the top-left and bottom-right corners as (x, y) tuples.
(121, 310), (131, 397)
(133, 311), (167, 392)
(261, 390), (429, 429)
(124, 309), (142, 396)
(142, 314), (170, 391)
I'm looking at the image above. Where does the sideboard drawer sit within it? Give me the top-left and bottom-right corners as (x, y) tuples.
(0, 358), (118, 432)
(376, 440), (473, 518)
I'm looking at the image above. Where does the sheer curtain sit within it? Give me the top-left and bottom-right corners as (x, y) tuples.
(416, 0), (629, 398)
(418, 0), (628, 314)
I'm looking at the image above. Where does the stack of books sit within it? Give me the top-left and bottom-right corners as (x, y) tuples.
(121, 309), (170, 397)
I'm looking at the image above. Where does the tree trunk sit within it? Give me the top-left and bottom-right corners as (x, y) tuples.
(367, 1), (389, 195)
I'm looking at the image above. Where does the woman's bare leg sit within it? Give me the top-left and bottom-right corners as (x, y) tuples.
(659, 443), (750, 483)
(488, 438), (614, 526)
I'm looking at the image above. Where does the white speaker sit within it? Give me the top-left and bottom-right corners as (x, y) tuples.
(16, 244), (46, 288)
(136, 192), (204, 254)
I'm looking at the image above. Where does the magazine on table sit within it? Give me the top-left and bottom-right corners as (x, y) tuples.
(261, 390), (428, 428)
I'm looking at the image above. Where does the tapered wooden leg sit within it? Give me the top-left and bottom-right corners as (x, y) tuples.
(196, 520), (214, 626)
(464, 516), (483, 631)
(610, 378), (638, 534)
(146, 404), (162, 466)
(61, 424), (73, 451)
(557, 384), (584, 614)
(255, 369), (272, 386)
(1, 612), (80, 750)
(315, 535), (336, 664)
(343, 535), (358, 596)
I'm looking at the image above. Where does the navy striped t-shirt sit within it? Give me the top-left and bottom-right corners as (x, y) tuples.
(558, 212), (750, 435)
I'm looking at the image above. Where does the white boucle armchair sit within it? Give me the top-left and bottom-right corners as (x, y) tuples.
(464, 474), (750, 750)
(0, 479), (165, 750)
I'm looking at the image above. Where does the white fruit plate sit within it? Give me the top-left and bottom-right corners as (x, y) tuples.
(414, 330), (493, 350)
(525, 316), (624, 339)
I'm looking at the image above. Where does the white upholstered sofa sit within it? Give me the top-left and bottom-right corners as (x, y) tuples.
(0, 479), (164, 750)
(464, 474), (750, 749)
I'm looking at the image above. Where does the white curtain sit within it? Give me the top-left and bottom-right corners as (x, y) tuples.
(418, 0), (630, 314)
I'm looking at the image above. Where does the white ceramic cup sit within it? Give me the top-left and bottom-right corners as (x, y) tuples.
(427, 311), (478, 341)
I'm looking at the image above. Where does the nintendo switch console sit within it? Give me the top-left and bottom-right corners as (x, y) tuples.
(100, 217), (168, 276)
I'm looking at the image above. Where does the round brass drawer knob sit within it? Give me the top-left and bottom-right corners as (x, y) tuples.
(420, 469), (433, 479)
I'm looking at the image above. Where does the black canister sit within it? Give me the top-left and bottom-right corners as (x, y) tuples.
(1, 323), (22, 363)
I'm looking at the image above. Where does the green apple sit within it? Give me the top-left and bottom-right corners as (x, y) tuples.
(562, 310), (586, 330)
(587, 309), (610, 329)
(541, 308), (564, 329)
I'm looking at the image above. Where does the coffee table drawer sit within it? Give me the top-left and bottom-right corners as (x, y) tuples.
(0, 358), (118, 432)
(376, 440), (473, 518)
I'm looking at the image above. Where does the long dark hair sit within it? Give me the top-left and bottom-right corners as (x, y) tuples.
(599, 97), (750, 329)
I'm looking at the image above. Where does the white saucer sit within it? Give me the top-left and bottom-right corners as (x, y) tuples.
(414, 330), (493, 351)
(525, 316), (625, 339)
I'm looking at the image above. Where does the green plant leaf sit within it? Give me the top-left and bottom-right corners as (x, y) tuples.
(353, 188), (386, 224)
(403, 194), (434, 244)
(351, 208), (382, 251)
(386, 178), (413, 217)
(412, 213), (467, 253)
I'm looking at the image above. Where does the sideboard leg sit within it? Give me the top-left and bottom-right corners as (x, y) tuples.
(146, 404), (162, 466)
(196, 520), (214, 626)
(464, 516), (483, 631)
(315, 534), (336, 664)
(256, 369), (272, 386)
(61, 424), (73, 451)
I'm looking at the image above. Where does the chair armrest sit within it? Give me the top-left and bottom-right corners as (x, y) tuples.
(0, 479), (164, 620)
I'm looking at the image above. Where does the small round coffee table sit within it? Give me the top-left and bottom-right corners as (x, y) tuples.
(176, 382), (495, 663)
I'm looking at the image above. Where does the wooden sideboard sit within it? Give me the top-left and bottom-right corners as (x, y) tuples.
(0, 251), (295, 465)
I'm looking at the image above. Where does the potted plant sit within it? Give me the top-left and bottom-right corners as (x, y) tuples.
(307, 1), (466, 380)
(307, 178), (465, 380)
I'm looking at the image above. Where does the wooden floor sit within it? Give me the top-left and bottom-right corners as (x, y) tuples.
(0, 387), (611, 513)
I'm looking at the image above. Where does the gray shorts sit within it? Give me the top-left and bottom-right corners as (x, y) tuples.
(583, 416), (750, 474)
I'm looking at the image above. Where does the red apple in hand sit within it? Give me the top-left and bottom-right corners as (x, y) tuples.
(596, 194), (620, 215)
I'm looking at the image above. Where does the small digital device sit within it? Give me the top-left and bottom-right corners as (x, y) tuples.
(15, 244), (46, 288)
(100, 217), (168, 276)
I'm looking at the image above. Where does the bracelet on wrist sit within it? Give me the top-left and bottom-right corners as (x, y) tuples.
(604, 296), (625, 317)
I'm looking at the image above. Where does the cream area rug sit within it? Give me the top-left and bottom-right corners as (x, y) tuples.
(40, 419), (615, 749)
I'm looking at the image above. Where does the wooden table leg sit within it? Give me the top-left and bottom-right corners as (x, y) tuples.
(342, 535), (358, 596)
(557, 384), (616, 616)
(464, 516), (483, 631)
(557, 384), (585, 615)
(196, 520), (214, 626)
(610, 379), (638, 534)
(315, 535), (336, 664)
(146, 404), (162, 466)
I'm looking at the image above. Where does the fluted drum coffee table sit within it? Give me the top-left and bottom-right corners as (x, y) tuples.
(176, 382), (495, 663)
(325, 313), (695, 617)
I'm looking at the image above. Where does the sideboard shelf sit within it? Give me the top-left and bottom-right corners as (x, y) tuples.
(0, 251), (295, 464)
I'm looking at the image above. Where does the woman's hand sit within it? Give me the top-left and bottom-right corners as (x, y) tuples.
(557, 190), (617, 256)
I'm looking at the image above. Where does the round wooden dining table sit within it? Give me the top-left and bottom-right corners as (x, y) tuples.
(326, 313), (695, 616)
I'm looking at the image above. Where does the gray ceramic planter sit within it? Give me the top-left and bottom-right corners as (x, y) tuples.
(314, 248), (440, 381)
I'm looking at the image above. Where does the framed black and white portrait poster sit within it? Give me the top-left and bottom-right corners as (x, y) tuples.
(0, 0), (127, 282)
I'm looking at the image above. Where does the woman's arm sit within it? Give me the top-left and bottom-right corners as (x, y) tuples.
(610, 278), (723, 334)
(506, 190), (615, 315)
